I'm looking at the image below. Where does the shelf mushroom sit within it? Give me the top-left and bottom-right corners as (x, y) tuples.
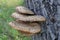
(9, 21), (41, 36)
(9, 6), (46, 36)
(12, 12), (45, 22)
(16, 6), (34, 15)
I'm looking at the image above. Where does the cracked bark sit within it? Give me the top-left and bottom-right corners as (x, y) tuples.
(25, 0), (60, 40)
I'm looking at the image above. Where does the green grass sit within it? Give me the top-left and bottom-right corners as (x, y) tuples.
(0, 0), (31, 40)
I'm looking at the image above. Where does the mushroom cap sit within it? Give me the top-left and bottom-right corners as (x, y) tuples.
(16, 6), (34, 14)
(12, 12), (46, 22)
(9, 21), (41, 34)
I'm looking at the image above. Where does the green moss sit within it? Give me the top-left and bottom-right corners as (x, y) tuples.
(0, 0), (31, 40)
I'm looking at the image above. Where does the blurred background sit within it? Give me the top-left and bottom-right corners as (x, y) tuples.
(0, 0), (31, 40)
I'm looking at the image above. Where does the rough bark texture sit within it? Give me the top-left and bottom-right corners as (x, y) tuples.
(25, 0), (60, 40)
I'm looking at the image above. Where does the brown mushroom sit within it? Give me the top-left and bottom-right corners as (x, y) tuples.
(18, 30), (34, 36)
(9, 6), (46, 36)
(12, 12), (46, 22)
(16, 6), (34, 14)
(9, 21), (41, 34)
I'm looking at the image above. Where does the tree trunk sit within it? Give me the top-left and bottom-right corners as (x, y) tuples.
(25, 0), (60, 40)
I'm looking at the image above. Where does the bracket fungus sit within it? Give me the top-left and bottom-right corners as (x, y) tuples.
(9, 6), (45, 36)
(16, 6), (34, 15)
(12, 12), (45, 22)
(9, 21), (41, 34)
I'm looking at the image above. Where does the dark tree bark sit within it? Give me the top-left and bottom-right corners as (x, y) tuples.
(25, 0), (60, 40)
